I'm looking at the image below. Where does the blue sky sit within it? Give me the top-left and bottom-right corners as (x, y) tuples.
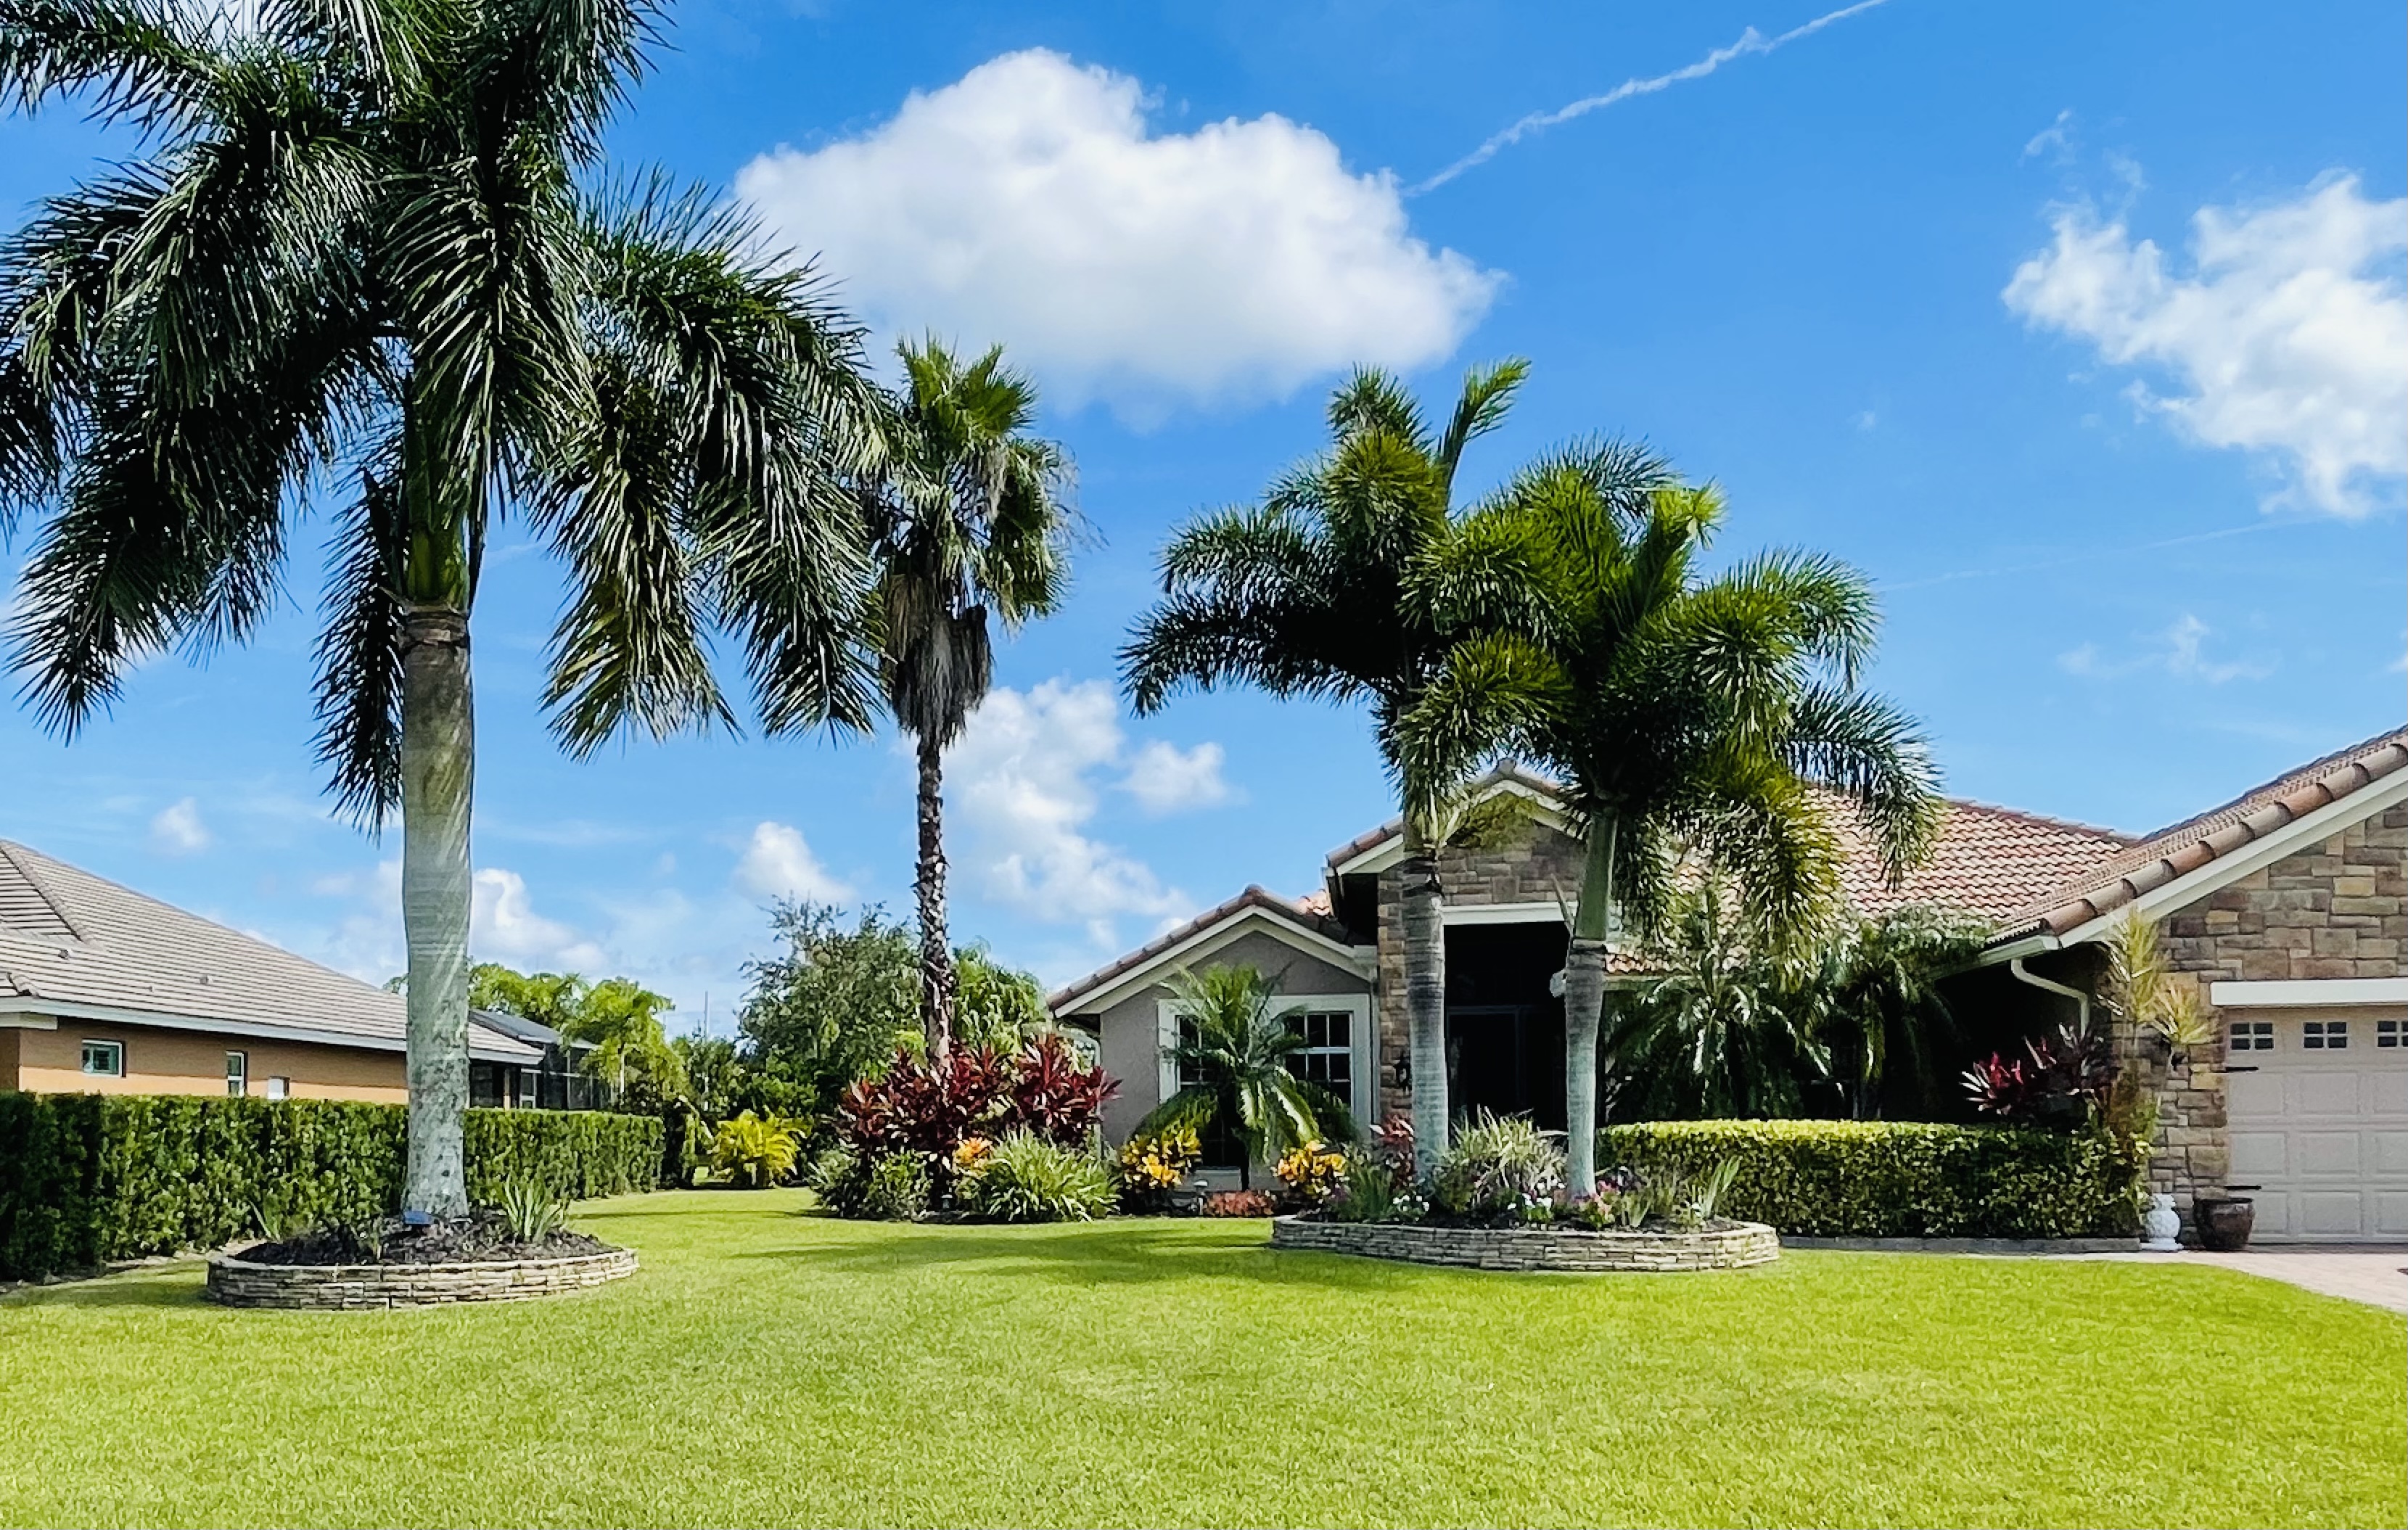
(3, 0), (2402, 1024)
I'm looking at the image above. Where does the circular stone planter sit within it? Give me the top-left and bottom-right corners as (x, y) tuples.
(1270, 1214), (1778, 1272)
(205, 1245), (637, 1309)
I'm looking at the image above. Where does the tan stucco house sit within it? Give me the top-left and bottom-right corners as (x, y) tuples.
(0, 839), (551, 1105)
(1051, 725), (2408, 1243)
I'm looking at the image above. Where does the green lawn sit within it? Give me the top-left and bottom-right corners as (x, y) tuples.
(0, 1191), (2399, 1529)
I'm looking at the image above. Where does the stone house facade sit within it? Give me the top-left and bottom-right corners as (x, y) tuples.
(1051, 729), (2408, 1240)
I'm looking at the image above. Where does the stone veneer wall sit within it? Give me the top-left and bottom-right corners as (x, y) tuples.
(1373, 818), (1586, 1122)
(1270, 1215), (1780, 1271)
(207, 1246), (637, 1309)
(2129, 804), (2407, 1230)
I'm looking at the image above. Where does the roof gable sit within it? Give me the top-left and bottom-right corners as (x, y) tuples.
(1047, 886), (1370, 1014)
(2005, 724), (2408, 942)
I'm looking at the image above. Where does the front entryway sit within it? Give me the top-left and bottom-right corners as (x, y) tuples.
(1444, 921), (1567, 1130)
(2224, 1006), (2408, 1242)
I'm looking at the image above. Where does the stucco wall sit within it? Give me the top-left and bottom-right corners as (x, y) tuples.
(2119, 803), (2408, 1227)
(1085, 929), (1371, 1142)
(1373, 815), (1585, 1121)
(8, 1019), (409, 1103)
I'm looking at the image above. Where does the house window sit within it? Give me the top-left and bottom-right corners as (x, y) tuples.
(81, 1039), (124, 1077)
(1286, 1010), (1353, 1097)
(2380, 1020), (2401, 1049)
(265, 1076), (289, 1101)
(224, 1051), (247, 1097)
(2227, 1021), (2273, 1052)
(2304, 1020), (2348, 1050)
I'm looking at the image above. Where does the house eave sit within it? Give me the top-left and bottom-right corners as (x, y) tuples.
(0, 996), (542, 1063)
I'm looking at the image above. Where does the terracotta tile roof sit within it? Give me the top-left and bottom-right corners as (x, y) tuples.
(1047, 885), (1355, 1013)
(2004, 724), (2408, 939)
(1833, 797), (2132, 926)
(0, 840), (542, 1061)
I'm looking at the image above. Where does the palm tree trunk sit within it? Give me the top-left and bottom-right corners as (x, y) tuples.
(1400, 826), (1448, 1177)
(399, 604), (474, 1219)
(1563, 815), (1617, 1198)
(914, 733), (957, 1063)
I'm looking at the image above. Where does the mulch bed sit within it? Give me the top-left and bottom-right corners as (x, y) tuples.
(242, 1212), (612, 1267)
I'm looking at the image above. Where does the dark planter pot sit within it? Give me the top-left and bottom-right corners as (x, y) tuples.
(2193, 1197), (2254, 1251)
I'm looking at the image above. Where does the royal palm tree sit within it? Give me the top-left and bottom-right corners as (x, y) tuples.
(1405, 463), (1939, 1193)
(1122, 362), (1526, 1172)
(856, 340), (1069, 1061)
(0, 0), (887, 1216)
(1138, 964), (1354, 1189)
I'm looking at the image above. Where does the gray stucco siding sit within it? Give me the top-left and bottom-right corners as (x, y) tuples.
(1077, 928), (1373, 1142)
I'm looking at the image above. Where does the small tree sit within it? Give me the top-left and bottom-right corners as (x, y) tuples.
(1138, 965), (1355, 1188)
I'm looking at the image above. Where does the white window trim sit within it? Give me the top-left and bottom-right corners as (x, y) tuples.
(1156, 992), (1377, 1127)
(80, 1037), (124, 1077)
(223, 1049), (247, 1097)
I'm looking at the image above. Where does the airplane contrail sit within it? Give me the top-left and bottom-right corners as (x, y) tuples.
(1410, 0), (1894, 194)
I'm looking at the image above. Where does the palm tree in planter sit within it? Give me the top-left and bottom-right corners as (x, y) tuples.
(853, 340), (1070, 1063)
(1139, 965), (1355, 1190)
(1404, 464), (1940, 1193)
(1122, 362), (1526, 1173)
(0, 0), (887, 1217)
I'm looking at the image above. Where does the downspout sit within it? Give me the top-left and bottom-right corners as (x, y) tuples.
(2008, 957), (2089, 1034)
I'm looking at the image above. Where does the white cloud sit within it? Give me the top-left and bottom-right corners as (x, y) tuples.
(149, 797), (210, 855)
(734, 49), (1498, 414)
(942, 679), (1193, 942)
(1119, 739), (1233, 815)
(2058, 613), (2272, 685)
(732, 820), (853, 904)
(472, 867), (609, 973)
(2005, 173), (2408, 517)
(2021, 108), (2074, 164)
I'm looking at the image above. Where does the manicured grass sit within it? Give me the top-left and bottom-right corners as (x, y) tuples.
(0, 1191), (2399, 1528)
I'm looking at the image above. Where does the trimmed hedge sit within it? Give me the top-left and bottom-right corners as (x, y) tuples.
(1600, 1119), (2148, 1240)
(0, 1093), (660, 1281)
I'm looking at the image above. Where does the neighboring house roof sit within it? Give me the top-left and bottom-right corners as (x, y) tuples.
(469, 1007), (575, 1053)
(1048, 885), (1367, 1014)
(2002, 724), (2408, 942)
(0, 840), (541, 1063)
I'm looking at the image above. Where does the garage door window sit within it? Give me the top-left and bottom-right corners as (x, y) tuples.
(2303, 1019), (2348, 1050)
(2379, 1020), (2401, 1048)
(2229, 1020), (2273, 1051)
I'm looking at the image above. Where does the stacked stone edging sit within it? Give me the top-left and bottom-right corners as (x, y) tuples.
(1270, 1214), (1779, 1272)
(205, 1246), (637, 1309)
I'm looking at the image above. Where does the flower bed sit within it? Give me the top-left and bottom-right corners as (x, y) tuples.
(1271, 1214), (1780, 1272)
(207, 1245), (637, 1309)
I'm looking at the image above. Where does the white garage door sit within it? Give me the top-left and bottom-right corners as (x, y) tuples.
(2224, 1007), (2408, 1242)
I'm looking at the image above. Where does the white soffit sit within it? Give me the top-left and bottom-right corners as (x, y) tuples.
(2209, 978), (2408, 1008)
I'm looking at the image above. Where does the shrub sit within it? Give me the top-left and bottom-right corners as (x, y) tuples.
(961, 1131), (1115, 1223)
(860, 1151), (929, 1221)
(0, 1094), (662, 1281)
(831, 1040), (1117, 1211)
(1200, 1188), (1275, 1218)
(1115, 1125), (1201, 1212)
(1431, 1111), (1565, 1220)
(1272, 1140), (1346, 1206)
(708, 1111), (804, 1188)
(1598, 1119), (2147, 1238)
(805, 1143), (868, 1215)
